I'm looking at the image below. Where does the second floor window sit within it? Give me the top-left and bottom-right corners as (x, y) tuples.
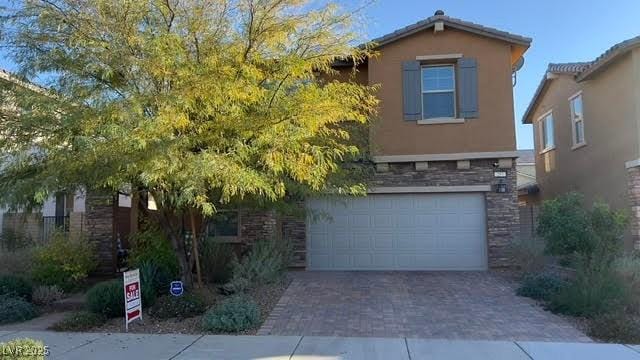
(421, 65), (456, 119)
(569, 93), (585, 146)
(539, 111), (555, 152)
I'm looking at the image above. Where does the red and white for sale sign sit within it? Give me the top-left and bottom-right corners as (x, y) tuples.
(123, 269), (142, 331)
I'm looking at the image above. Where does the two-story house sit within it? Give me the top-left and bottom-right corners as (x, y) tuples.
(522, 35), (640, 250)
(296, 11), (531, 271)
(3, 12), (532, 273)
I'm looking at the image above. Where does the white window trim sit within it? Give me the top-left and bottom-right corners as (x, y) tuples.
(569, 91), (586, 149)
(538, 110), (555, 154)
(420, 64), (456, 121)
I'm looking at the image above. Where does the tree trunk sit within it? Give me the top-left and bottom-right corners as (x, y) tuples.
(189, 209), (203, 288)
(153, 207), (193, 288)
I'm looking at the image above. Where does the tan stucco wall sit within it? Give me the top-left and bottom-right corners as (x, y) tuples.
(368, 28), (517, 156)
(531, 52), (640, 235)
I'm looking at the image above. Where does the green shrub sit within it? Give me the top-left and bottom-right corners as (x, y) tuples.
(49, 311), (107, 332)
(200, 239), (236, 284)
(86, 280), (124, 318)
(516, 273), (567, 302)
(128, 228), (180, 279)
(0, 276), (32, 301)
(86, 278), (155, 318)
(549, 259), (630, 317)
(614, 254), (640, 308)
(0, 338), (46, 360)
(0, 296), (38, 325)
(0, 248), (34, 276)
(31, 233), (96, 291)
(589, 311), (640, 344)
(149, 294), (207, 320)
(537, 193), (627, 259)
(510, 238), (546, 275)
(137, 261), (162, 306)
(31, 285), (64, 306)
(223, 239), (291, 293)
(201, 295), (260, 332)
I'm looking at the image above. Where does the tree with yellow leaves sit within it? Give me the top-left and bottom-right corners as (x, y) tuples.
(0, 0), (377, 284)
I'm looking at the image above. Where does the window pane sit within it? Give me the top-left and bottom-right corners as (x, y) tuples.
(544, 116), (554, 148)
(210, 212), (239, 237)
(575, 120), (584, 144)
(423, 92), (455, 118)
(422, 66), (454, 91)
(572, 95), (583, 118)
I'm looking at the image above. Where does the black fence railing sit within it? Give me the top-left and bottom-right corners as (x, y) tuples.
(42, 215), (70, 242)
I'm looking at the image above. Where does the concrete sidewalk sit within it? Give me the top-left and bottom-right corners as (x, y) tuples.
(1, 330), (640, 360)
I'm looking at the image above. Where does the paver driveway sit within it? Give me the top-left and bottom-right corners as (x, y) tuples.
(258, 271), (590, 341)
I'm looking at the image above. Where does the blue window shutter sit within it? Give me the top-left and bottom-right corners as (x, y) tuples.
(402, 61), (421, 121)
(457, 57), (479, 118)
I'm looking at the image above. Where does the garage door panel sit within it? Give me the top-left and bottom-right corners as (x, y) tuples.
(307, 193), (487, 271)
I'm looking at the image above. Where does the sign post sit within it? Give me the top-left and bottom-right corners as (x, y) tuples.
(123, 269), (142, 332)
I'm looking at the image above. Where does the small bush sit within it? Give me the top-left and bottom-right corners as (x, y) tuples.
(223, 239), (290, 293)
(0, 276), (32, 301)
(201, 295), (260, 332)
(31, 233), (96, 291)
(549, 260), (630, 317)
(31, 285), (64, 306)
(614, 254), (640, 308)
(537, 193), (627, 259)
(149, 294), (207, 320)
(129, 228), (180, 278)
(0, 296), (38, 325)
(0, 248), (34, 276)
(516, 273), (567, 302)
(0, 228), (33, 252)
(589, 311), (640, 344)
(510, 238), (546, 275)
(200, 239), (236, 284)
(86, 280), (124, 318)
(0, 338), (46, 360)
(49, 311), (106, 332)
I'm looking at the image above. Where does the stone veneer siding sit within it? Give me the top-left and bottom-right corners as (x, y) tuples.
(627, 166), (640, 250)
(85, 192), (116, 274)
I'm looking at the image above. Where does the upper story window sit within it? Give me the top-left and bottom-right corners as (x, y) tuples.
(421, 65), (456, 119)
(539, 111), (555, 153)
(569, 92), (585, 147)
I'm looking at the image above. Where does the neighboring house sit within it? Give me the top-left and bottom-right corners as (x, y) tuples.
(522, 35), (640, 250)
(516, 149), (538, 205)
(2, 11), (533, 273)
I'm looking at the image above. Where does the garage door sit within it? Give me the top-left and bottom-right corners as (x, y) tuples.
(307, 193), (487, 270)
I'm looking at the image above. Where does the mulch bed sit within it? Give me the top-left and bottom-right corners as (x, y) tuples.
(89, 277), (291, 335)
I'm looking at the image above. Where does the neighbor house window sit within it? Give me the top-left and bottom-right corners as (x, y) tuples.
(421, 65), (456, 119)
(569, 92), (585, 147)
(539, 111), (555, 152)
(207, 211), (240, 241)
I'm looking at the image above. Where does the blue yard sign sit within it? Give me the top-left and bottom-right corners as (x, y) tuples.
(170, 281), (184, 297)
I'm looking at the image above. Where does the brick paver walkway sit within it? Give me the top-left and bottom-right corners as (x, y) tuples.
(258, 271), (590, 341)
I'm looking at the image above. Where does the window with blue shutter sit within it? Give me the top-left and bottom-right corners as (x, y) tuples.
(457, 57), (479, 118)
(402, 61), (422, 121)
(421, 65), (456, 118)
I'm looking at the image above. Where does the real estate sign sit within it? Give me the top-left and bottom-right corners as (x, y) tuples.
(123, 269), (142, 331)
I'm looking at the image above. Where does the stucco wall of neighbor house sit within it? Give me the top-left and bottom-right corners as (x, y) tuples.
(368, 27), (517, 156)
(530, 52), (640, 249)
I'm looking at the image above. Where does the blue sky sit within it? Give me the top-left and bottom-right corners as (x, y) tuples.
(2, 0), (639, 149)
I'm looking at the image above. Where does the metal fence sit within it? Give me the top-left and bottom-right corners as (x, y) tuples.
(42, 215), (70, 242)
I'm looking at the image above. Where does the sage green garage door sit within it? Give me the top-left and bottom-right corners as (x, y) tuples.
(307, 193), (487, 270)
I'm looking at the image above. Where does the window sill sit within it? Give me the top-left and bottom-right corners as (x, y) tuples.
(539, 146), (555, 155)
(571, 142), (587, 151)
(417, 117), (465, 125)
